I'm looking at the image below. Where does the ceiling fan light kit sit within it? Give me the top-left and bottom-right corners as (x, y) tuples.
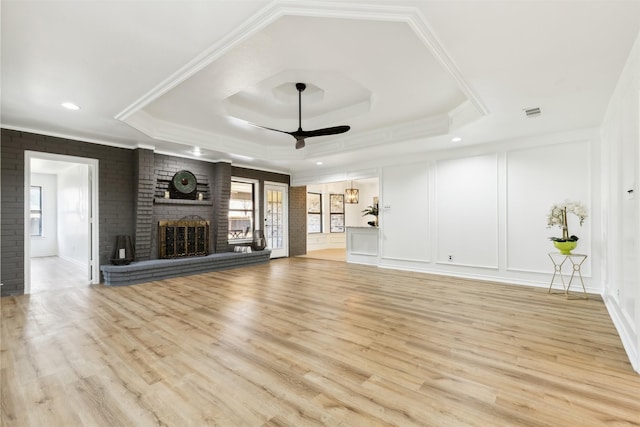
(256, 82), (350, 149)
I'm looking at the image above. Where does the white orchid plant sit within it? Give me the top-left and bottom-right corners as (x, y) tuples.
(547, 200), (587, 242)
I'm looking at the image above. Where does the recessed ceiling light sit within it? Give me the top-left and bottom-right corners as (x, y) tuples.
(193, 147), (201, 156)
(451, 136), (462, 142)
(61, 102), (80, 110)
(316, 161), (323, 165)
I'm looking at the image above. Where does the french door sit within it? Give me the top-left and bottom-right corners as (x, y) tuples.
(264, 182), (288, 258)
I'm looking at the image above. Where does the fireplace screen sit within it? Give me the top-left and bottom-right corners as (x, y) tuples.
(158, 220), (209, 258)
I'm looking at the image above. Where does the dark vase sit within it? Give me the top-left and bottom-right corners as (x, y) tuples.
(111, 235), (135, 265)
(251, 230), (267, 251)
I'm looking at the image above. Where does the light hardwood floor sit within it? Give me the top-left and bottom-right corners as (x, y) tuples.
(299, 248), (346, 262)
(30, 256), (89, 294)
(2, 258), (639, 426)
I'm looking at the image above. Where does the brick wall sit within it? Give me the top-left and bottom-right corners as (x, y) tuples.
(289, 186), (307, 256)
(231, 167), (291, 183)
(0, 128), (297, 296)
(1, 129), (135, 296)
(213, 163), (232, 252)
(151, 154), (218, 257)
(134, 149), (155, 260)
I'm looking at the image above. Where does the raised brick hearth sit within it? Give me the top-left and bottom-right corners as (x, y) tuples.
(100, 250), (271, 286)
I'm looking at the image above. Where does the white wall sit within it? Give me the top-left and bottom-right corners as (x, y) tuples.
(378, 132), (598, 286)
(381, 162), (430, 262)
(436, 154), (498, 268)
(30, 173), (58, 257)
(506, 141), (591, 275)
(600, 30), (640, 373)
(57, 164), (90, 267)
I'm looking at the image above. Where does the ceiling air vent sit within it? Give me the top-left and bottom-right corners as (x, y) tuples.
(524, 107), (541, 118)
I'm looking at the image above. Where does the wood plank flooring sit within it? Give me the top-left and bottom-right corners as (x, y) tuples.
(30, 256), (88, 294)
(299, 248), (346, 262)
(2, 257), (639, 426)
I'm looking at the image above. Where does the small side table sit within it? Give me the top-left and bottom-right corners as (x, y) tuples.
(548, 253), (588, 299)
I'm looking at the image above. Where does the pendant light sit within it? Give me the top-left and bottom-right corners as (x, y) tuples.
(345, 181), (359, 204)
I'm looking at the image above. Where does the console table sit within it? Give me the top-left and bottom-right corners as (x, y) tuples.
(547, 253), (588, 299)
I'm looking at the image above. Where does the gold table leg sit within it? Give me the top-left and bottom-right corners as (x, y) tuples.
(548, 253), (588, 299)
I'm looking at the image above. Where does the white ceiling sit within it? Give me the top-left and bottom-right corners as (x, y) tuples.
(2, 1), (639, 176)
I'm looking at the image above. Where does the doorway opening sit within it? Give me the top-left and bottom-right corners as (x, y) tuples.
(24, 152), (99, 294)
(303, 177), (379, 262)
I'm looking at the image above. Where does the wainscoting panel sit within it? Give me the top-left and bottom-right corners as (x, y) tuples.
(506, 140), (591, 275)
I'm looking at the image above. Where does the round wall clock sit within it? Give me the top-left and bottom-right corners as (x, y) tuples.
(172, 170), (197, 195)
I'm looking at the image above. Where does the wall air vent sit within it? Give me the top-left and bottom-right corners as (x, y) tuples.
(524, 107), (541, 117)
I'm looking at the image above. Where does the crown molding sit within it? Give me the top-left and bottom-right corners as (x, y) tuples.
(124, 103), (451, 163)
(126, 110), (304, 161)
(115, 0), (486, 128)
(1, 124), (138, 150)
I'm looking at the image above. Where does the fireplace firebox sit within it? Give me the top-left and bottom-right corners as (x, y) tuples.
(158, 219), (209, 259)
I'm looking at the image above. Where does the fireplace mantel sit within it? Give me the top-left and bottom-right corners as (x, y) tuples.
(154, 198), (212, 206)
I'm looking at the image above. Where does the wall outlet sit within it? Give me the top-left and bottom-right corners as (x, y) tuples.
(448, 255), (453, 261)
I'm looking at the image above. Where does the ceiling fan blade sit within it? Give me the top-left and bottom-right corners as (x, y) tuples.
(297, 125), (351, 138)
(251, 83), (350, 149)
(248, 122), (291, 135)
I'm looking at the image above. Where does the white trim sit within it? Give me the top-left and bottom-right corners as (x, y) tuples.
(115, 1), (486, 122)
(433, 261), (499, 270)
(4, 124), (136, 150)
(506, 265), (593, 278)
(292, 167), (381, 187)
(432, 152), (500, 271)
(380, 255), (432, 264)
(229, 177), (261, 242)
(114, 1), (484, 160)
(122, 101), (451, 164)
(24, 159), (31, 294)
(24, 151), (100, 294)
(603, 293), (639, 373)
(264, 181), (289, 258)
(114, 2), (283, 121)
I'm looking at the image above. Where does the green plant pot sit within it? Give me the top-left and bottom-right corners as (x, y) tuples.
(553, 240), (578, 255)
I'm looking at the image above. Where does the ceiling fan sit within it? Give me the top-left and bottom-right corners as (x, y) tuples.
(255, 82), (350, 149)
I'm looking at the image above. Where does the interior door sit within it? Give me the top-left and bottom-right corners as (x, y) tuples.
(264, 183), (288, 258)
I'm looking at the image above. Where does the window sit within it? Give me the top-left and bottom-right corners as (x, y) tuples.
(307, 192), (322, 233)
(228, 180), (255, 240)
(30, 186), (43, 236)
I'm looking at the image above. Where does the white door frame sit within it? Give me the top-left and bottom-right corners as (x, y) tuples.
(24, 151), (100, 293)
(264, 181), (289, 258)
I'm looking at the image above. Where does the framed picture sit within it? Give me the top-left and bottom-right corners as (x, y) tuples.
(307, 192), (322, 233)
(330, 213), (345, 233)
(307, 192), (321, 213)
(330, 193), (344, 213)
(308, 214), (322, 233)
